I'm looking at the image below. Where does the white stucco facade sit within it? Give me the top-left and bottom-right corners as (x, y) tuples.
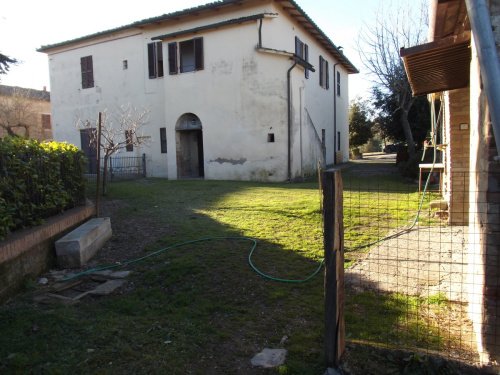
(41, 0), (357, 181)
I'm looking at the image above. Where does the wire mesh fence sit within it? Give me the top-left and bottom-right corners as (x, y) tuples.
(341, 154), (499, 367)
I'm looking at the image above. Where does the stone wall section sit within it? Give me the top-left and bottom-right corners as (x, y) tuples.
(0, 204), (95, 301)
(442, 88), (470, 225)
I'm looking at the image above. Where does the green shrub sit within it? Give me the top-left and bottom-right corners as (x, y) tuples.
(0, 137), (86, 239)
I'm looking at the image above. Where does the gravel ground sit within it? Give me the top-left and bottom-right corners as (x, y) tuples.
(346, 225), (469, 303)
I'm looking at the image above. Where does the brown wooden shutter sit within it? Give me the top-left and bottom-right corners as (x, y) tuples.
(305, 44), (309, 79)
(194, 37), (204, 70)
(160, 127), (167, 153)
(337, 71), (341, 96)
(88, 56), (94, 88)
(168, 42), (178, 75)
(156, 42), (164, 77)
(319, 56), (324, 87)
(148, 43), (156, 78)
(326, 60), (329, 89)
(81, 56), (94, 89)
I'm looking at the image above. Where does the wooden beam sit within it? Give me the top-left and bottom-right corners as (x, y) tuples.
(322, 169), (345, 368)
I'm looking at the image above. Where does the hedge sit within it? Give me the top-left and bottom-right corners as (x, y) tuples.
(0, 137), (86, 240)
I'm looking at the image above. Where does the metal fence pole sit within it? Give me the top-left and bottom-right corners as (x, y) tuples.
(322, 169), (345, 368)
(142, 153), (146, 177)
(109, 156), (113, 182)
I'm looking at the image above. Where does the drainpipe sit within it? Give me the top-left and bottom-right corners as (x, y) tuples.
(258, 19), (263, 48)
(287, 61), (297, 181)
(333, 63), (340, 164)
(465, 0), (500, 156)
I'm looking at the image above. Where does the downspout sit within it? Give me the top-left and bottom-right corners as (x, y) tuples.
(287, 61), (298, 181)
(465, 0), (500, 156)
(333, 62), (340, 164)
(258, 18), (263, 48)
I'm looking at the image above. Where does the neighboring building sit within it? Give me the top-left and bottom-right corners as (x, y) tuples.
(38, 0), (357, 181)
(0, 85), (52, 140)
(401, 0), (500, 366)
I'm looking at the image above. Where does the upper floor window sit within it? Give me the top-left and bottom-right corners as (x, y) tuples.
(295, 37), (309, 79)
(148, 41), (164, 79)
(319, 56), (329, 89)
(337, 71), (341, 96)
(80, 56), (94, 89)
(295, 37), (304, 58)
(168, 37), (204, 74)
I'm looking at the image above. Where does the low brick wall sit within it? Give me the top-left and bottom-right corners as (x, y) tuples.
(0, 204), (95, 302)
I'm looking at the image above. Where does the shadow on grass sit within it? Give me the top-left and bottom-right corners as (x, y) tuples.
(0, 179), (479, 374)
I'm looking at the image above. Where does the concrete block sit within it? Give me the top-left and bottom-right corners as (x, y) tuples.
(55, 218), (112, 268)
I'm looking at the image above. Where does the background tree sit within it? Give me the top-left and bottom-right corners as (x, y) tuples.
(349, 97), (373, 150)
(0, 87), (39, 138)
(77, 104), (150, 194)
(372, 87), (430, 147)
(0, 53), (17, 77)
(358, 0), (428, 158)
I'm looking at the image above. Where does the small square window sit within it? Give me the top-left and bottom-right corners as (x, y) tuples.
(267, 133), (275, 143)
(123, 60), (128, 70)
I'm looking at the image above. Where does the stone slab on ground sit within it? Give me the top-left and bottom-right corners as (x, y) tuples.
(55, 217), (112, 268)
(250, 348), (287, 368)
(88, 279), (125, 295)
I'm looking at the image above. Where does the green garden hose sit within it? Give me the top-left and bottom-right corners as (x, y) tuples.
(63, 236), (325, 283)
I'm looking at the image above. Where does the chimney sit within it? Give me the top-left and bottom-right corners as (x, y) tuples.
(43, 86), (46, 92)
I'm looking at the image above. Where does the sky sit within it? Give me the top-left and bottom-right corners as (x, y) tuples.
(0, 0), (394, 101)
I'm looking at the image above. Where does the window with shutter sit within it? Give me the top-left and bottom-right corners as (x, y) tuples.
(148, 43), (157, 78)
(160, 128), (167, 153)
(148, 41), (164, 79)
(157, 42), (164, 77)
(168, 42), (178, 75)
(304, 44), (309, 79)
(337, 71), (341, 96)
(324, 60), (330, 90)
(319, 56), (324, 87)
(194, 38), (204, 70)
(319, 56), (329, 89)
(80, 56), (94, 89)
(295, 36), (304, 59)
(179, 37), (204, 73)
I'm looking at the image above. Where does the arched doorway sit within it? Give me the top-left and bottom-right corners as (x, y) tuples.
(176, 113), (204, 178)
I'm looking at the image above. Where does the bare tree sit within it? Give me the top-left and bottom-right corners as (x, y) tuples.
(358, 0), (428, 158)
(0, 87), (39, 138)
(77, 104), (150, 194)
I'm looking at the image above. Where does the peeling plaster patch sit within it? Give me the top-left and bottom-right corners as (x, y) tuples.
(210, 157), (247, 165)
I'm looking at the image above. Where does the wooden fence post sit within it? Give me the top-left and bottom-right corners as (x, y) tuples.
(95, 112), (102, 218)
(322, 169), (345, 368)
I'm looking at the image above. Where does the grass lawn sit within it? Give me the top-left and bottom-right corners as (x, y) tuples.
(0, 173), (461, 374)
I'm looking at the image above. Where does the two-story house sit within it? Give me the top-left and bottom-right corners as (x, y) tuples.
(38, 0), (357, 181)
(0, 85), (52, 140)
